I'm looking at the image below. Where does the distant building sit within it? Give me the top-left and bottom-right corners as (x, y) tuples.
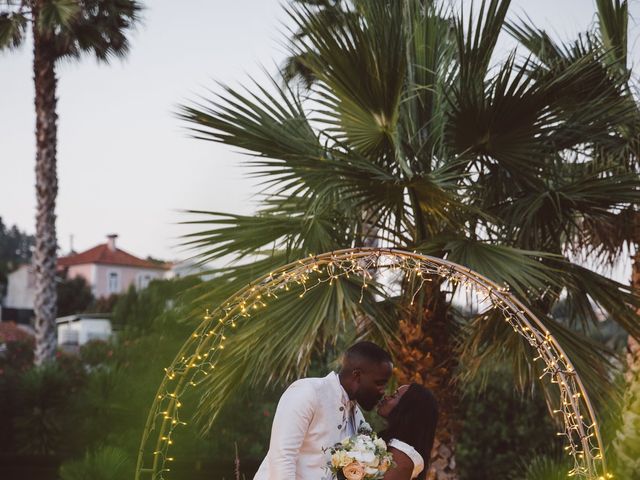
(1, 234), (171, 323)
(57, 234), (170, 298)
(56, 313), (112, 350)
(164, 258), (211, 280)
(1, 264), (36, 324)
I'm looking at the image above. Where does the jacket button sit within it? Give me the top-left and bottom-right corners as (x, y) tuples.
(339, 406), (344, 411)
(337, 425), (342, 430)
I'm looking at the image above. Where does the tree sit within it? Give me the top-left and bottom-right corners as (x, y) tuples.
(509, 5), (640, 471)
(179, 1), (640, 477)
(56, 274), (93, 317)
(0, 0), (142, 365)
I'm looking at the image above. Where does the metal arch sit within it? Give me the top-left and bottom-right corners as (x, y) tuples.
(135, 247), (609, 480)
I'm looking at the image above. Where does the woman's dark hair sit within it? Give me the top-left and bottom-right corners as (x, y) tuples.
(381, 384), (438, 480)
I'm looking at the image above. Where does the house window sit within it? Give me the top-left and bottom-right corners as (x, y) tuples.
(137, 273), (152, 290)
(108, 272), (120, 294)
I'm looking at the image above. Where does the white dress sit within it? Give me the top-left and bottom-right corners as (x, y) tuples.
(388, 438), (424, 479)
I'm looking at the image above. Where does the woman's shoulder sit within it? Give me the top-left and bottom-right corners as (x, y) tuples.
(388, 439), (424, 478)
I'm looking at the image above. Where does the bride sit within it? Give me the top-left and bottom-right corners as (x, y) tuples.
(377, 384), (439, 480)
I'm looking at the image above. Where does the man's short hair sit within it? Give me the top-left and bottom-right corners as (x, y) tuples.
(345, 341), (392, 364)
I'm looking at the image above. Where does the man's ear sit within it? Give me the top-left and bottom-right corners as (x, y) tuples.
(352, 368), (362, 382)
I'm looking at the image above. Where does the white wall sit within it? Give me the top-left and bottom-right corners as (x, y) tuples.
(57, 318), (112, 346)
(4, 265), (36, 309)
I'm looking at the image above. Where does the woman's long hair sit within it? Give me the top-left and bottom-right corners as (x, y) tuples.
(380, 384), (438, 480)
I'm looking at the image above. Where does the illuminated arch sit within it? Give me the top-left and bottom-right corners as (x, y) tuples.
(135, 247), (609, 480)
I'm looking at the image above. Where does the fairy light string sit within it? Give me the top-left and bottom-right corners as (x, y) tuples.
(135, 248), (610, 480)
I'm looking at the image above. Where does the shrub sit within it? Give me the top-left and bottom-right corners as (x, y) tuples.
(79, 340), (113, 368)
(612, 368), (640, 479)
(456, 370), (561, 479)
(0, 338), (34, 373)
(57, 274), (94, 316)
(59, 446), (133, 480)
(56, 350), (87, 390)
(520, 455), (571, 480)
(13, 363), (71, 455)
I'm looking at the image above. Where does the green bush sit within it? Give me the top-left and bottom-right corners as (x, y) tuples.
(519, 455), (571, 480)
(56, 350), (88, 390)
(456, 371), (562, 479)
(59, 446), (133, 480)
(79, 340), (113, 368)
(0, 338), (34, 373)
(12, 363), (71, 455)
(612, 369), (640, 479)
(57, 274), (94, 316)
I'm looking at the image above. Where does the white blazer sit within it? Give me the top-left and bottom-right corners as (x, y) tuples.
(254, 372), (365, 480)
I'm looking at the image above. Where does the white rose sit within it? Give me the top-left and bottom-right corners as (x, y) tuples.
(374, 438), (387, 451)
(350, 450), (376, 464)
(332, 450), (353, 468)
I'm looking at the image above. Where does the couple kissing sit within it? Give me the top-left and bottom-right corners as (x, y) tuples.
(254, 341), (438, 480)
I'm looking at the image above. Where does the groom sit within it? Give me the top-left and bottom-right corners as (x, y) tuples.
(253, 341), (393, 480)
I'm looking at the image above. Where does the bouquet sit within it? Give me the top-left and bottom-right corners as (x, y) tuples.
(325, 421), (394, 480)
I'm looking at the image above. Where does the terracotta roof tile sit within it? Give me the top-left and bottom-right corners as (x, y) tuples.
(58, 244), (169, 270)
(0, 321), (34, 343)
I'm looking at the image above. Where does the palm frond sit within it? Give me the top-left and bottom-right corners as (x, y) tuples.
(192, 274), (396, 433)
(556, 261), (640, 338)
(505, 18), (565, 66)
(495, 170), (640, 251)
(458, 306), (618, 413)
(179, 75), (322, 164)
(288, 1), (407, 164)
(596, 0), (628, 69)
(0, 11), (27, 49)
(418, 238), (562, 299)
(399, 1), (456, 169)
(51, 0), (142, 61)
(454, 0), (511, 87)
(38, 0), (79, 32)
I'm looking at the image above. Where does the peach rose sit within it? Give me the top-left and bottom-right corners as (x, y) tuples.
(378, 457), (391, 473)
(342, 461), (366, 480)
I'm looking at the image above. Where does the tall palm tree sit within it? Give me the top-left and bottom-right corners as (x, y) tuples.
(591, 0), (640, 384)
(0, 0), (141, 365)
(509, 0), (640, 473)
(508, 11), (640, 472)
(179, 1), (640, 477)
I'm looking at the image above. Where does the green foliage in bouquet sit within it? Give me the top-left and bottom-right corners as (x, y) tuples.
(325, 422), (393, 480)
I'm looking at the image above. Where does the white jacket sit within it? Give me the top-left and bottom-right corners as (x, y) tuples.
(254, 372), (365, 480)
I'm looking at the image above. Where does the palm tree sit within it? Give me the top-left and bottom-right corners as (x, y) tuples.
(508, 7), (640, 461)
(0, 0), (141, 365)
(508, 0), (640, 473)
(591, 0), (640, 385)
(179, 1), (640, 477)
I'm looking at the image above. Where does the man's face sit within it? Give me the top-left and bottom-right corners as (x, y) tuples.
(353, 361), (393, 411)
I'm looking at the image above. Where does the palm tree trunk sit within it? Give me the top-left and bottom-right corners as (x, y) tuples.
(394, 282), (459, 480)
(32, 4), (59, 366)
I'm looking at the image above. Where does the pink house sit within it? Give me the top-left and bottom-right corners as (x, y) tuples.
(57, 234), (169, 298)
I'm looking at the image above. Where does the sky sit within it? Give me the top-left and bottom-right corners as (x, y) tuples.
(1, 0), (639, 273)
